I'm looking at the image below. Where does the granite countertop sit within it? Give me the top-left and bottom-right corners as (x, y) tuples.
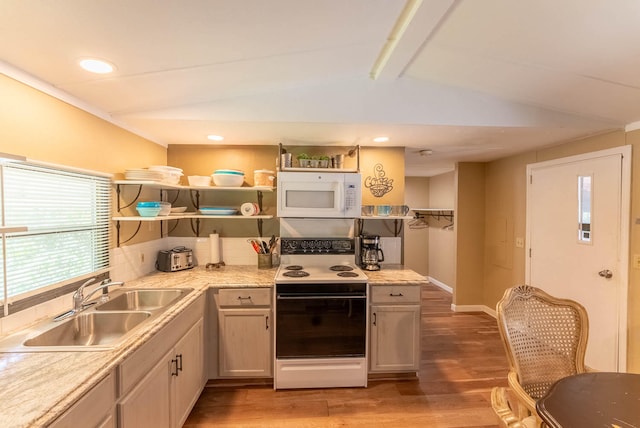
(0, 264), (426, 428)
(365, 264), (428, 285)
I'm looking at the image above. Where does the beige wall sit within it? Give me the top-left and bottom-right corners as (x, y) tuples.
(353, 146), (406, 239)
(429, 172), (455, 208)
(404, 177), (430, 275)
(455, 163), (486, 305)
(360, 147), (405, 205)
(483, 152), (533, 305)
(0, 74), (166, 246)
(427, 172), (456, 287)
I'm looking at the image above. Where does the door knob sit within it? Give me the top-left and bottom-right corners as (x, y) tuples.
(598, 269), (613, 279)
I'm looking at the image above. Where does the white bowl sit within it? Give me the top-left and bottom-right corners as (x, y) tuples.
(188, 175), (211, 186)
(170, 206), (187, 213)
(158, 201), (171, 216)
(212, 174), (244, 187)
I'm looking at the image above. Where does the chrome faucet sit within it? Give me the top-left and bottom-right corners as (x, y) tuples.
(70, 278), (125, 311)
(55, 277), (125, 321)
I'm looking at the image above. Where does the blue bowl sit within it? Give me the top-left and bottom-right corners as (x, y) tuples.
(136, 207), (161, 217)
(213, 169), (244, 176)
(137, 201), (161, 208)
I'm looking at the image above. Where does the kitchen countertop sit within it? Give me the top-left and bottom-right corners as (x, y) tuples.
(0, 264), (426, 428)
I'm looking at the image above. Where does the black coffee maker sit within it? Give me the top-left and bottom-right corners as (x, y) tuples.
(360, 235), (384, 271)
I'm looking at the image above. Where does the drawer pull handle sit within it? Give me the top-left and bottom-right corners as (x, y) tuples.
(265, 315), (269, 330)
(389, 293), (404, 297)
(176, 354), (183, 372)
(373, 312), (377, 326)
(171, 358), (179, 376)
(237, 296), (252, 300)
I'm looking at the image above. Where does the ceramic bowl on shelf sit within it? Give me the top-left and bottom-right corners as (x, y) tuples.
(188, 175), (211, 186)
(212, 173), (244, 187)
(136, 201), (161, 217)
(170, 206), (187, 213)
(158, 201), (171, 216)
(213, 169), (244, 175)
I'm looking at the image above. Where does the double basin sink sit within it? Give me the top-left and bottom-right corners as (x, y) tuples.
(0, 288), (193, 352)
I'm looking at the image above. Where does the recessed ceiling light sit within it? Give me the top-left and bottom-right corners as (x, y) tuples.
(373, 136), (389, 143)
(207, 135), (224, 141)
(79, 58), (115, 74)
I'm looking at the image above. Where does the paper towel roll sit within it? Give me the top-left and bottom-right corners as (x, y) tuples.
(241, 202), (259, 216)
(209, 233), (220, 263)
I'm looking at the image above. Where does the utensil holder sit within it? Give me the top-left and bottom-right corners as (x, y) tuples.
(258, 253), (273, 269)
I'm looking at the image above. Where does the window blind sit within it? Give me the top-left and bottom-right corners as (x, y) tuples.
(0, 162), (111, 305)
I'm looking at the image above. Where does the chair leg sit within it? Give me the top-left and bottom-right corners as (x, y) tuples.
(491, 387), (538, 428)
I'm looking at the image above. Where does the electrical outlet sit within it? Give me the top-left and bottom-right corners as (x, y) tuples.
(634, 254), (640, 269)
(515, 237), (525, 248)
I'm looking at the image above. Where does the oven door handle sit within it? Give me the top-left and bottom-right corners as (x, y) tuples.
(276, 294), (366, 300)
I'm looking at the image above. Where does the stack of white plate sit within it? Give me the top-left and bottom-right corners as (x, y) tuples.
(124, 169), (165, 182)
(149, 165), (184, 185)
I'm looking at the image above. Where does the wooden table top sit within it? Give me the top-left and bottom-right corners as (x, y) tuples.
(536, 372), (640, 428)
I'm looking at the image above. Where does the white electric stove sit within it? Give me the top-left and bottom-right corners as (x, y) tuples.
(274, 237), (369, 390)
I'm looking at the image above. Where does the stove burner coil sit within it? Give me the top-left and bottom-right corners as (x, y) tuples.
(337, 272), (359, 278)
(283, 270), (310, 278)
(330, 265), (354, 272)
(284, 265), (304, 271)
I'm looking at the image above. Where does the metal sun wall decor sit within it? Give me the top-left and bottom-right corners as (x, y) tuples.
(365, 163), (394, 198)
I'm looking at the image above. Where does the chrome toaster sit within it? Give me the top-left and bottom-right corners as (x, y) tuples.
(156, 246), (194, 272)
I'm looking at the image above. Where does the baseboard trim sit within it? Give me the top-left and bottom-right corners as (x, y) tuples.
(425, 277), (496, 318)
(427, 277), (452, 293)
(451, 304), (496, 318)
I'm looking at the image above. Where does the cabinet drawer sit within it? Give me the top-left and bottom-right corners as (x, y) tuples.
(218, 288), (271, 307)
(370, 285), (421, 304)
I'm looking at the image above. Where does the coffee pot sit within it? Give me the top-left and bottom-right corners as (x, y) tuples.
(360, 235), (384, 271)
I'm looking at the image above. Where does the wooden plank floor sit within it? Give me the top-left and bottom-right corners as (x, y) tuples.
(184, 284), (509, 427)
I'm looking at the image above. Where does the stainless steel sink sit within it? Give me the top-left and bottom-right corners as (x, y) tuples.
(0, 287), (194, 352)
(23, 311), (150, 347)
(94, 288), (188, 312)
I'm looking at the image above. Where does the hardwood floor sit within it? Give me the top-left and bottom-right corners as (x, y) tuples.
(184, 283), (509, 427)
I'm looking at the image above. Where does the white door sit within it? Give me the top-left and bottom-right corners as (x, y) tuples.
(526, 146), (630, 372)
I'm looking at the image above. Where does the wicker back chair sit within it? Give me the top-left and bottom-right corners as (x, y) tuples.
(491, 285), (589, 428)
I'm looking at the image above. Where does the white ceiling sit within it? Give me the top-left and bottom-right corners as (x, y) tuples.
(2, 0), (639, 176)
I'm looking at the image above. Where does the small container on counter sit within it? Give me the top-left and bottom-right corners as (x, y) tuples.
(257, 253), (273, 269)
(254, 170), (275, 187)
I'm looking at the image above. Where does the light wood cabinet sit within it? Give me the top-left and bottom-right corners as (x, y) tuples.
(49, 371), (116, 428)
(369, 284), (421, 373)
(216, 288), (272, 377)
(173, 318), (205, 427)
(118, 348), (173, 428)
(118, 294), (206, 428)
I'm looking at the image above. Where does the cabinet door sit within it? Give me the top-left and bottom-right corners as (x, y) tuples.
(173, 318), (205, 428)
(370, 305), (421, 372)
(219, 308), (272, 377)
(119, 349), (173, 428)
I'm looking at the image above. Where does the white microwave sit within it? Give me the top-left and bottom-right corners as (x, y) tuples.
(277, 171), (362, 218)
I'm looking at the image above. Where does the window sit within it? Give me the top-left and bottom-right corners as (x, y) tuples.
(578, 175), (592, 242)
(0, 161), (111, 315)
